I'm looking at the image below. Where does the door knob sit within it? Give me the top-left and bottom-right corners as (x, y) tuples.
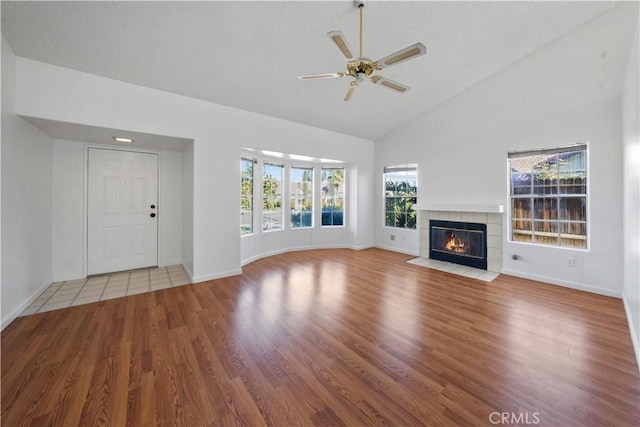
(150, 213), (156, 218)
(150, 204), (156, 209)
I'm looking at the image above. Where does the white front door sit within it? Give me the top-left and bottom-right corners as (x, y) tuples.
(88, 148), (159, 275)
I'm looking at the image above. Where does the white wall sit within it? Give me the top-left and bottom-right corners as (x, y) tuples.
(50, 140), (184, 281)
(622, 22), (640, 366)
(159, 150), (183, 266)
(1, 37), (53, 327)
(13, 56), (373, 284)
(182, 142), (194, 277)
(374, 3), (638, 297)
(51, 139), (84, 280)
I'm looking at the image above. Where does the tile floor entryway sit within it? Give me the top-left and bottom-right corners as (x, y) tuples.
(407, 257), (499, 282)
(19, 265), (191, 316)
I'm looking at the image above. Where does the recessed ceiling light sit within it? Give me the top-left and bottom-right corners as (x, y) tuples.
(113, 137), (134, 143)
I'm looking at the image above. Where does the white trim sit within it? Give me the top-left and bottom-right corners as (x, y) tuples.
(349, 244), (374, 251)
(1, 279), (52, 330)
(182, 262), (194, 282)
(413, 204), (504, 213)
(51, 273), (86, 282)
(501, 268), (622, 298)
(623, 296), (640, 372)
(191, 269), (242, 283)
(158, 259), (183, 267)
(375, 244), (420, 256)
(241, 244), (373, 267)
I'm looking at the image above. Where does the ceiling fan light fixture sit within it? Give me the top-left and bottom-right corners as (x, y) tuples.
(113, 136), (134, 143)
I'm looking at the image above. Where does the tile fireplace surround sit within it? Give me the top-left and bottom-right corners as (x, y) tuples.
(415, 205), (504, 274)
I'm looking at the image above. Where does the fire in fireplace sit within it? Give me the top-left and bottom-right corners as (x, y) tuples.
(430, 220), (487, 270)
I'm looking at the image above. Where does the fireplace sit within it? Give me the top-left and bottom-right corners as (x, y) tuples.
(429, 220), (487, 270)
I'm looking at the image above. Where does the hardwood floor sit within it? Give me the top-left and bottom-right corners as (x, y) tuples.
(2, 248), (639, 426)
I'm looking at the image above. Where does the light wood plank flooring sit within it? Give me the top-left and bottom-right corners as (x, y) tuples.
(2, 248), (639, 426)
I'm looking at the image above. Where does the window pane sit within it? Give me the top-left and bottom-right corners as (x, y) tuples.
(512, 220), (532, 243)
(533, 198), (557, 220)
(559, 197), (586, 221)
(509, 145), (587, 248)
(263, 163), (283, 231)
(511, 172), (532, 195)
(322, 168), (345, 227)
(291, 167), (313, 228)
(383, 165), (417, 229)
(240, 158), (254, 235)
(560, 222), (587, 248)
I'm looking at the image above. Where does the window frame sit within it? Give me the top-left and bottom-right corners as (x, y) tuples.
(508, 143), (589, 250)
(383, 164), (418, 230)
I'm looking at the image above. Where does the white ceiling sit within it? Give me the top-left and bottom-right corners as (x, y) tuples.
(1, 1), (620, 140)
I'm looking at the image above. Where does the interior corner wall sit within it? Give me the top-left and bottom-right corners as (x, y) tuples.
(374, 3), (637, 296)
(1, 37), (53, 328)
(12, 56), (373, 284)
(622, 21), (640, 366)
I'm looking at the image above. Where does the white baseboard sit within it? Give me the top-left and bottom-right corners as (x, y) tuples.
(191, 269), (242, 283)
(375, 244), (420, 257)
(159, 259), (183, 267)
(182, 263), (194, 282)
(241, 244), (368, 267)
(501, 268), (622, 298)
(349, 244), (374, 251)
(623, 295), (640, 372)
(1, 279), (52, 330)
(51, 273), (86, 282)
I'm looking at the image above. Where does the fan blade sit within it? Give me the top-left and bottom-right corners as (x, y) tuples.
(370, 75), (410, 93)
(343, 86), (356, 102)
(327, 31), (354, 59)
(374, 42), (426, 69)
(298, 73), (345, 80)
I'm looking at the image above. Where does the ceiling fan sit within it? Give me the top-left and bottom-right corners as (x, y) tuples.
(298, 0), (426, 102)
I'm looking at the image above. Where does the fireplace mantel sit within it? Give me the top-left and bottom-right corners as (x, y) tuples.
(412, 204), (504, 213)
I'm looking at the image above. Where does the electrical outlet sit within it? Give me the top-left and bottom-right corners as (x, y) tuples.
(390, 235), (395, 241)
(566, 258), (576, 267)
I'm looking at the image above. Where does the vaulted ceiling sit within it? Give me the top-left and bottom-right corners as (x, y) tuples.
(1, 1), (620, 140)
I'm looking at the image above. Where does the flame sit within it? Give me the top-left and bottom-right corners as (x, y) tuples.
(445, 232), (467, 253)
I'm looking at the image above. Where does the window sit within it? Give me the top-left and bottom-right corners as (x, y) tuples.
(384, 165), (418, 229)
(321, 168), (345, 226)
(290, 167), (313, 228)
(509, 144), (587, 248)
(240, 158), (255, 235)
(263, 163), (284, 231)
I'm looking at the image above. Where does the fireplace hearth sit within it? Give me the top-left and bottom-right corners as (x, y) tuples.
(429, 220), (487, 270)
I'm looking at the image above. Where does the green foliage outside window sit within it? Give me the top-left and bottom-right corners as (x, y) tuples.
(384, 166), (417, 229)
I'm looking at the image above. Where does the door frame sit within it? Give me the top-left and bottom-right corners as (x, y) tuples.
(83, 144), (164, 277)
